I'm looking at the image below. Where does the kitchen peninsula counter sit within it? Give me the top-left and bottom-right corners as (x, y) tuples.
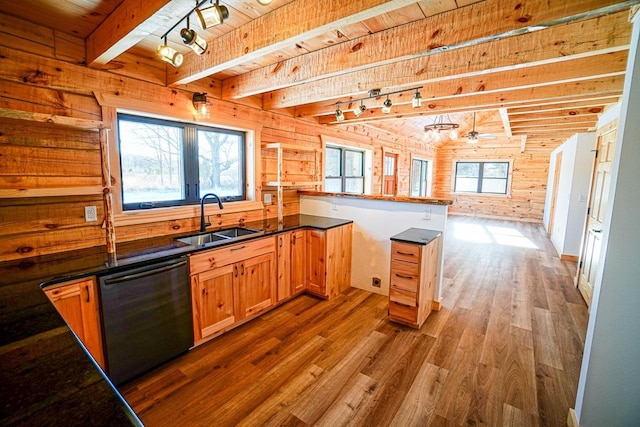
(0, 214), (351, 426)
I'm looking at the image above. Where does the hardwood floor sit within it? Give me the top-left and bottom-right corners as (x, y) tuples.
(121, 217), (588, 426)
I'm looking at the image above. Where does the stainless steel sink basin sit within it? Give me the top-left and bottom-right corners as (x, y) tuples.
(213, 227), (260, 238)
(175, 227), (260, 246)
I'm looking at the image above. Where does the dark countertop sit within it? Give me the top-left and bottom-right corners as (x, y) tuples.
(390, 227), (442, 245)
(0, 214), (351, 426)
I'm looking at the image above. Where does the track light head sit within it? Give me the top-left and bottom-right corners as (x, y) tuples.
(353, 102), (366, 117)
(335, 108), (345, 122)
(180, 28), (208, 55)
(382, 97), (392, 114)
(196, 1), (229, 29)
(157, 38), (183, 67)
(412, 90), (422, 108)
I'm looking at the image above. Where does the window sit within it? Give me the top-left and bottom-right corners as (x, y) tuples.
(117, 114), (245, 210)
(411, 158), (431, 197)
(454, 161), (509, 194)
(325, 146), (365, 194)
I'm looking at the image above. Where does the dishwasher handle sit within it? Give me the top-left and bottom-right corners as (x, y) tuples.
(103, 260), (188, 285)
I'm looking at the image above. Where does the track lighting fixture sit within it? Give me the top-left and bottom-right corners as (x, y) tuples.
(192, 92), (211, 119)
(180, 18), (207, 55)
(157, 0), (229, 67)
(412, 89), (422, 108)
(196, 0), (229, 29)
(330, 86), (421, 122)
(382, 96), (392, 114)
(353, 101), (366, 117)
(157, 37), (184, 67)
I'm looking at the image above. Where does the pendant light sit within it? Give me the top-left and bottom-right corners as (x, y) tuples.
(192, 93), (211, 119)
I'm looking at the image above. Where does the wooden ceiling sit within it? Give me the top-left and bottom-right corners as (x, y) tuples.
(1, 0), (636, 146)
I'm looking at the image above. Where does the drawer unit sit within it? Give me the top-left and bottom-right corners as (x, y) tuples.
(388, 231), (440, 329)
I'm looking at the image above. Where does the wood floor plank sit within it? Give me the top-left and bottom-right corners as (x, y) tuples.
(389, 362), (448, 427)
(120, 217), (589, 427)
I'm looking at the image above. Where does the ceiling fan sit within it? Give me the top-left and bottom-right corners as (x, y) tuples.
(464, 112), (496, 144)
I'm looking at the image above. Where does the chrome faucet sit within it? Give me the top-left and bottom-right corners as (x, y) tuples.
(200, 193), (224, 232)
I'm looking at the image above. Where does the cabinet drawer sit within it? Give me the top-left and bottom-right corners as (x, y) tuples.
(190, 237), (275, 274)
(391, 242), (421, 264)
(388, 300), (417, 322)
(389, 287), (416, 307)
(390, 260), (419, 292)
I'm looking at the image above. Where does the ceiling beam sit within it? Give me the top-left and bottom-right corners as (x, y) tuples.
(316, 76), (625, 124)
(507, 99), (618, 115)
(508, 107), (604, 119)
(167, 0), (422, 86)
(223, 0), (638, 100)
(499, 108), (512, 137)
(298, 52), (627, 118)
(520, 135), (528, 153)
(86, 0), (194, 67)
(265, 10), (631, 110)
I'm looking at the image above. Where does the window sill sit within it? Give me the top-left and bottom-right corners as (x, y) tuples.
(114, 200), (264, 227)
(450, 192), (510, 198)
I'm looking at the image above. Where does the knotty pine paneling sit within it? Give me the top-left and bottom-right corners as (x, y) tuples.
(434, 139), (558, 221)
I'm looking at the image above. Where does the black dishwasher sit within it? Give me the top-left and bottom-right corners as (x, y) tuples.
(99, 256), (193, 385)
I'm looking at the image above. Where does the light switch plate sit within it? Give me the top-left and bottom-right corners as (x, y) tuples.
(263, 193), (272, 204)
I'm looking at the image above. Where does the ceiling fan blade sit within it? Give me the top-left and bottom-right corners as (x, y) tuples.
(478, 133), (496, 139)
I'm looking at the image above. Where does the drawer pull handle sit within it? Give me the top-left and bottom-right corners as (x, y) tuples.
(395, 273), (413, 279)
(231, 245), (246, 251)
(397, 251), (414, 256)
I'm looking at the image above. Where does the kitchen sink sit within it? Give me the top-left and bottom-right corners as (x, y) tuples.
(175, 227), (261, 246)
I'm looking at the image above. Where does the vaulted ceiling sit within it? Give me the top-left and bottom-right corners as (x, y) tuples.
(2, 0), (636, 146)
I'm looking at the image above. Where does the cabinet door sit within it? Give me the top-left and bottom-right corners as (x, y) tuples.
(306, 229), (326, 297)
(44, 278), (104, 368)
(290, 230), (307, 295)
(238, 252), (276, 319)
(194, 264), (236, 341)
(276, 233), (292, 302)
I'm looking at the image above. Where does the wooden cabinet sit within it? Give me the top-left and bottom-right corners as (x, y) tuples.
(276, 230), (307, 302)
(44, 277), (105, 368)
(189, 237), (276, 344)
(306, 223), (353, 299)
(388, 237), (439, 328)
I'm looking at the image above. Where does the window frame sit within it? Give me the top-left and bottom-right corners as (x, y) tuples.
(452, 160), (512, 195)
(117, 113), (246, 211)
(324, 144), (366, 194)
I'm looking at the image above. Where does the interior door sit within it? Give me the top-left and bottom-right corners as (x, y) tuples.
(383, 152), (398, 195)
(577, 126), (617, 306)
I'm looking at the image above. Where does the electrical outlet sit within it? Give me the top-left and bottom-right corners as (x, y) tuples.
(84, 206), (98, 222)
(372, 277), (381, 287)
(332, 201), (338, 211)
(263, 193), (272, 204)
(423, 208), (431, 220)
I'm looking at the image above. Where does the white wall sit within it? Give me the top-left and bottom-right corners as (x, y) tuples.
(300, 195), (448, 300)
(544, 133), (595, 257)
(575, 16), (640, 425)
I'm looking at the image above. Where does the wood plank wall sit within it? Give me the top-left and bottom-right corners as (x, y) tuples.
(434, 138), (556, 221)
(0, 12), (434, 261)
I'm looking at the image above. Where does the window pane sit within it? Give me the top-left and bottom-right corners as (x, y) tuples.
(456, 162), (480, 177)
(344, 150), (363, 177)
(326, 147), (341, 177)
(410, 159), (421, 197)
(481, 178), (507, 194)
(119, 120), (184, 204)
(455, 177), (478, 192)
(483, 162), (508, 178)
(197, 130), (242, 199)
(345, 177), (364, 194)
(384, 156), (395, 176)
(325, 178), (342, 192)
